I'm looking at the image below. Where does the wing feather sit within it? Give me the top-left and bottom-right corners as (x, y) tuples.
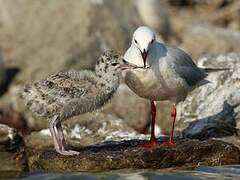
(167, 47), (207, 86)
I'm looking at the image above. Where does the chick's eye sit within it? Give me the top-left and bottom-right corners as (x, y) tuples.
(151, 39), (154, 44)
(111, 63), (118, 66)
(134, 39), (138, 44)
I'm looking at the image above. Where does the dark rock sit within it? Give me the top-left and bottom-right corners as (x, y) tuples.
(0, 50), (5, 88)
(0, 107), (28, 135)
(169, 0), (197, 6)
(0, 67), (19, 97)
(0, 124), (27, 174)
(182, 101), (238, 140)
(27, 139), (240, 171)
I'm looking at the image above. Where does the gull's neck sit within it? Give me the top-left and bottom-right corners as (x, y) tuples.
(124, 44), (143, 66)
(128, 41), (167, 67)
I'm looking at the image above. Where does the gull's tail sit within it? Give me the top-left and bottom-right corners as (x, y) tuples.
(196, 67), (230, 88)
(203, 67), (230, 73)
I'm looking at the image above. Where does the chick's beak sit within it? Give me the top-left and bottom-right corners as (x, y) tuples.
(140, 49), (148, 68)
(119, 58), (142, 70)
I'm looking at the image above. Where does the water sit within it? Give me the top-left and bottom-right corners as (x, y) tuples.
(3, 165), (239, 180)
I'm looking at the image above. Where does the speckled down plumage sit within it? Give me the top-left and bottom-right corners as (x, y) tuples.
(21, 50), (126, 155)
(22, 50), (121, 121)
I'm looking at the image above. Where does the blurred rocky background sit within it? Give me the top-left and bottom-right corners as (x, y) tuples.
(0, 0), (240, 154)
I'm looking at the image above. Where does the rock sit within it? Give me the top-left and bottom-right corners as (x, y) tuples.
(0, 124), (27, 173)
(182, 101), (238, 140)
(25, 129), (53, 149)
(63, 112), (142, 146)
(0, 0), (132, 107)
(180, 24), (240, 59)
(0, 0), (127, 81)
(0, 107), (28, 135)
(135, 0), (172, 40)
(207, 1), (240, 31)
(27, 139), (240, 171)
(168, 0), (198, 6)
(25, 112), (144, 148)
(0, 0), (142, 130)
(167, 1), (240, 47)
(215, 135), (240, 150)
(0, 67), (19, 97)
(103, 84), (150, 133)
(0, 0), (140, 134)
(155, 102), (172, 134)
(103, 0), (142, 36)
(0, 50), (5, 87)
(177, 53), (240, 137)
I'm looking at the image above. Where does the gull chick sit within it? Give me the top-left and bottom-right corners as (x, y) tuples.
(22, 50), (136, 155)
(124, 26), (229, 147)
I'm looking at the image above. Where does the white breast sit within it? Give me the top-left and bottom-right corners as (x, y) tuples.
(124, 43), (189, 102)
(125, 68), (170, 101)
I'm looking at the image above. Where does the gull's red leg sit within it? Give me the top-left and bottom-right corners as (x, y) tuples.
(161, 104), (176, 146)
(139, 100), (159, 147)
(169, 104), (176, 144)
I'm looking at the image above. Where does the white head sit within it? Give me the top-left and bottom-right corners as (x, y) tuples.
(132, 26), (156, 68)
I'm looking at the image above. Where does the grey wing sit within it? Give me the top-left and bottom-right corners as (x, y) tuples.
(167, 47), (207, 86)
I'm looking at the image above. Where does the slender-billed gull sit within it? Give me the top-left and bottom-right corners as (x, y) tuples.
(124, 26), (228, 147)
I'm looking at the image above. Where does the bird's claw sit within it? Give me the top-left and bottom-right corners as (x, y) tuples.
(56, 149), (80, 156)
(160, 141), (175, 147)
(138, 138), (160, 148)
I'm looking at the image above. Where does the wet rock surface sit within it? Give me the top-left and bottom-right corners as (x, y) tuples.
(27, 139), (240, 172)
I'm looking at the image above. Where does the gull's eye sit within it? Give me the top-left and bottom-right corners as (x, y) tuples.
(134, 39), (138, 44)
(150, 39), (154, 44)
